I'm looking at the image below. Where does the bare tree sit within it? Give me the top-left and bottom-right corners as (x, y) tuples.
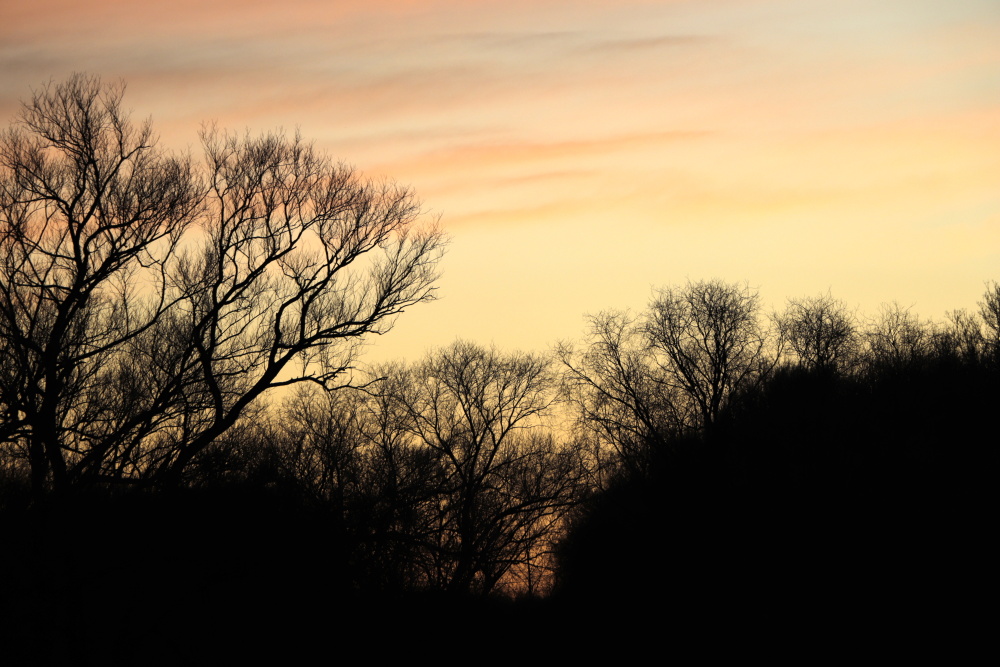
(933, 308), (984, 364)
(0, 75), (203, 499)
(282, 372), (443, 591)
(396, 341), (582, 595)
(261, 343), (581, 595)
(557, 310), (690, 483)
(864, 302), (932, 370)
(644, 279), (772, 431)
(930, 282), (1000, 365)
(280, 385), (366, 506)
(980, 281), (1000, 360)
(776, 292), (858, 373)
(0, 75), (445, 499)
(145, 126), (444, 485)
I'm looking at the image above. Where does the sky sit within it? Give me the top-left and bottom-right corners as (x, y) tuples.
(2, 0), (999, 362)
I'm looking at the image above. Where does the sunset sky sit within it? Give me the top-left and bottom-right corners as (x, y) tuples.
(3, 0), (999, 362)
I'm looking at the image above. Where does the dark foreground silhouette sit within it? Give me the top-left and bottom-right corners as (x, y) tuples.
(3, 351), (995, 662)
(554, 355), (997, 646)
(0, 487), (562, 663)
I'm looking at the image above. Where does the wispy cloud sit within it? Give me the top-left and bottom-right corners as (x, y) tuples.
(583, 34), (715, 53)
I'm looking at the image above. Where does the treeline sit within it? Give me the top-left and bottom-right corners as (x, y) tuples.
(554, 281), (998, 640)
(4, 280), (997, 591)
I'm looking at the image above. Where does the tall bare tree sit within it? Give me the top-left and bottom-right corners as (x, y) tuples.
(0, 74), (445, 499)
(0, 75), (203, 498)
(146, 125), (443, 485)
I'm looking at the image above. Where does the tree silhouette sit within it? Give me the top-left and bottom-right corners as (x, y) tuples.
(557, 310), (688, 482)
(393, 341), (581, 594)
(0, 74), (445, 500)
(864, 302), (932, 371)
(644, 279), (773, 431)
(776, 292), (858, 373)
(264, 343), (583, 596)
(556, 296), (998, 637)
(980, 281), (1000, 361)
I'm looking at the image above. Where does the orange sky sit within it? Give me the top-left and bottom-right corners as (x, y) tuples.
(2, 0), (999, 361)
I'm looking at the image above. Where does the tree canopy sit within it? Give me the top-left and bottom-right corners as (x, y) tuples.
(0, 74), (445, 499)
